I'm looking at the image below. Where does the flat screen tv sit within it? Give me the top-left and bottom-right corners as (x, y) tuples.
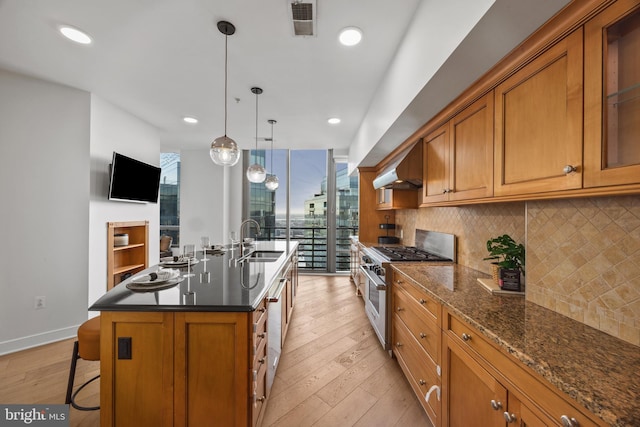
(108, 152), (161, 203)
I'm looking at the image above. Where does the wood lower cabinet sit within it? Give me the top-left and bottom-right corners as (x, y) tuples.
(391, 270), (442, 426)
(100, 308), (265, 427)
(494, 29), (584, 197)
(443, 309), (604, 427)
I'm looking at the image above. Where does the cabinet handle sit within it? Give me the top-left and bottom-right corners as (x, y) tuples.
(257, 307), (266, 313)
(395, 342), (403, 348)
(257, 333), (265, 338)
(503, 412), (517, 423)
(397, 306), (405, 312)
(461, 333), (472, 341)
(258, 357), (265, 364)
(419, 332), (427, 339)
(563, 165), (577, 174)
(490, 400), (502, 410)
(560, 415), (579, 427)
(418, 379), (426, 386)
(256, 395), (266, 403)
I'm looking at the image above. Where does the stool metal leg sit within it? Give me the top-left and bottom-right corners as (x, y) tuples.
(65, 340), (100, 411)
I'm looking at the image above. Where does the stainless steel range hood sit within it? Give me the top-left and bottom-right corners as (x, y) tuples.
(372, 141), (423, 189)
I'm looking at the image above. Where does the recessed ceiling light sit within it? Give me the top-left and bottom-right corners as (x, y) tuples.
(59, 25), (92, 44)
(339, 27), (362, 46)
(328, 117), (341, 125)
(183, 116), (198, 124)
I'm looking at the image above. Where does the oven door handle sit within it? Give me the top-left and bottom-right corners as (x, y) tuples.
(359, 266), (386, 290)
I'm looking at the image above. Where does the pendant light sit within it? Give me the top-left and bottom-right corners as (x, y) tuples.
(246, 87), (267, 183)
(210, 21), (240, 166)
(264, 119), (279, 191)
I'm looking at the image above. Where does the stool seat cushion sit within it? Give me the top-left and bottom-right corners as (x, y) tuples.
(78, 316), (101, 361)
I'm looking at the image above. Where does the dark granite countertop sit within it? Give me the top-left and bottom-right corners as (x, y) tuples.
(90, 241), (298, 312)
(391, 263), (640, 427)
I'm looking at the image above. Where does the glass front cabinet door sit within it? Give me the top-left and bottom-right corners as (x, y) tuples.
(584, 0), (640, 188)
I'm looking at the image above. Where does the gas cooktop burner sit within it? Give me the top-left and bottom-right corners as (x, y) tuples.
(372, 246), (453, 262)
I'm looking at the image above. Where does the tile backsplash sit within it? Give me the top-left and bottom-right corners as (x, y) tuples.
(395, 196), (640, 346)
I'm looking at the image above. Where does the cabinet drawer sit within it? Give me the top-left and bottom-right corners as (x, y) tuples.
(253, 299), (267, 324)
(393, 315), (441, 425)
(393, 271), (440, 326)
(393, 286), (440, 363)
(252, 332), (267, 371)
(252, 362), (267, 427)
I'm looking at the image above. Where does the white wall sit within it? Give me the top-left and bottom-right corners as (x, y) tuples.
(0, 69), (91, 354)
(179, 149), (243, 249)
(88, 95), (160, 307)
(0, 70), (161, 354)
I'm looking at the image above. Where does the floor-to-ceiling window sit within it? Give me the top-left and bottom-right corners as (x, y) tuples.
(160, 152), (180, 246)
(246, 149), (358, 273)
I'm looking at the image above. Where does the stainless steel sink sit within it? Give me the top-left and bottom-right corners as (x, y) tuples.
(247, 250), (283, 262)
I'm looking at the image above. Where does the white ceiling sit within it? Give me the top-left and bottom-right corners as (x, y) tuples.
(0, 0), (571, 168)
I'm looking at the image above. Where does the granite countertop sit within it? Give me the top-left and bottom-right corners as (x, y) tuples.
(90, 241), (298, 313)
(391, 263), (640, 427)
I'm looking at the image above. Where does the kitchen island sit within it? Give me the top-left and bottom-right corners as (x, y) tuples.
(90, 240), (298, 427)
(391, 263), (639, 427)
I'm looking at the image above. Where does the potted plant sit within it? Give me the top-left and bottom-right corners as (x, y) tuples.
(483, 234), (525, 291)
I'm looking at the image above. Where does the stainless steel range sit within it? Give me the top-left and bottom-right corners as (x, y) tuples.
(359, 230), (455, 349)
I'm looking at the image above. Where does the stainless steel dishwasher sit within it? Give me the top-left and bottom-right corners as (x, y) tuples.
(266, 275), (287, 393)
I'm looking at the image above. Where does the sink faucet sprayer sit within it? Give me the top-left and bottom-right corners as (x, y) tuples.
(239, 219), (261, 247)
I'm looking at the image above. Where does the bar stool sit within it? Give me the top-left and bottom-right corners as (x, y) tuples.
(65, 316), (100, 411)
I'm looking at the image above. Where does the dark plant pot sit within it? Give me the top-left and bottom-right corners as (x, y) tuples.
(499, 268), (522, 292)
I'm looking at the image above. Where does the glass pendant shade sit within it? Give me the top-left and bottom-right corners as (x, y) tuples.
(265, 174), (279, 190)
(247, 87), (266, 183)
(246, 163), (266, 182)
(210, 136), (240, 166)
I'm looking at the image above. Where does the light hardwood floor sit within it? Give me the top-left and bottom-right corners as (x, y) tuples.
(0, 275), (430, 427)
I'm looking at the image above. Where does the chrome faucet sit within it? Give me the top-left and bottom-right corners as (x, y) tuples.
(239, 219), (261, 247)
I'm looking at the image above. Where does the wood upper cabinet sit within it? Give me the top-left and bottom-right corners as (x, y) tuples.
(584, 0), (640, 188)
(422, 92), (494, 205)
(494, 29), (584, 197)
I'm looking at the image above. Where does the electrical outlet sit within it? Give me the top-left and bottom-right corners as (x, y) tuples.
(35, 296), (46, 309)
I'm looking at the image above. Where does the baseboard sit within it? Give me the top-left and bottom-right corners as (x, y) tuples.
(0, 326), (79, 356)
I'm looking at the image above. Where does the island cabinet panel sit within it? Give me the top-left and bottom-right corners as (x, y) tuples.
(100, 312), (175, 427)
(100, 310), (260, 427)
(494, 29), (584, 197)
(584, 0), (640, 188)
(174, 312), (250, 427)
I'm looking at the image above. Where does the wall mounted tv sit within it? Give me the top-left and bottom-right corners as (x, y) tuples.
(108, 152), (161, 203)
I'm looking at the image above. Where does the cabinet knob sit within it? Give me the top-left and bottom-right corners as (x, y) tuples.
(563, 165), (577, 174)
(256, 395), (266, 403)
(560, 415), (579, 427)
(461, 333), (472, 341)
(490, 400), (503, 410)
(395, 279), (404, 284)
(257, 307), (266, 313)
(397, 306), (405, 312)
(257, 333), (265, 339)
(395, 342), (403, 348)
(258, 357), (265, 364)
(419, 299), (427, 304)
(419, 332), (427, 339)
(503, 412), (517, 423)
(418, 379), (426, 386)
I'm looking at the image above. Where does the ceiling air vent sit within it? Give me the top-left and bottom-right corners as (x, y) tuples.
(289, 0), (316, 37)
